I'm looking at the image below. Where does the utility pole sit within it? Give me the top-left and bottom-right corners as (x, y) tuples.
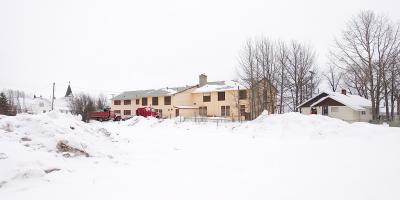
(51, 82), (55, 111)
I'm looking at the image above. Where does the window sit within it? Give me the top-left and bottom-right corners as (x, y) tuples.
(114, 110), (121, 114)
(114, 100), (121, 105)
(218, 92), (225, 101)
(152, 97), (158, 106)
(142, 97), (148, 106)
(136, 99), (140, 105)
(199, 106), (207, 116)
(124, 100), (131, 105)
(361, 111), (366, 115)
(240, 105), (246, 115)
(331, 107), (338, 112)
(123, 110), (131, 115)
(221, 106), (230, 117)
(164, 96), (171, 105)
(203, 93), (211, 102)
(239, 90), (247, 100)
(322, 106), (328, 116)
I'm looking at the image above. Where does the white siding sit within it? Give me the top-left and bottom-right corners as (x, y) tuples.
(300, 106), (372, 122)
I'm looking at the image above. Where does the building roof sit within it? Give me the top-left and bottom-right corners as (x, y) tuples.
(192, 80), (246, 93)
(112, 86), (192, 100)
(299, 91), (371, 111)
(65, 83), (73, 97)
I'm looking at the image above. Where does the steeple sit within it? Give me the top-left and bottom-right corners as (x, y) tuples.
(65, 82), (73, 97)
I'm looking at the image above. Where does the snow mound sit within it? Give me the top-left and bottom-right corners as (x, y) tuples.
(0, 111), (117, 188)
(0, 111), (115, 157)
(237, 112), (353, 138)
(120, 116), (164, 128)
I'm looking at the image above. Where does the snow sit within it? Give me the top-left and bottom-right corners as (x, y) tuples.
(192, 80), (246, 93)
(53, 97), (72, 113)
(310, 92), (371, 111)
(1, 111), (400, 199)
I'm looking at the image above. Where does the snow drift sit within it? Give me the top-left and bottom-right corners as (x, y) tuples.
(1, 112), (400, 200)
(0, 111), (117, 189)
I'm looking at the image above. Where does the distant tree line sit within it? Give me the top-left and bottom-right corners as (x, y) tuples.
(238, 38), (320, 118)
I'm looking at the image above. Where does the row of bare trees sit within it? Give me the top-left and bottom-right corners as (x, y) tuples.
(238, 38), (320, 118)
(329, 11), (400, 121)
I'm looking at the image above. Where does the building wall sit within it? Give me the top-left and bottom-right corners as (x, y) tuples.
(300, 106), (371, 122)
(111, 87), (197, 119)
(28, 98), (52, 114)
(111, 87), (276, 120)
(192, 90), (250, 120)
(111, 88), (252, 120)
(111, 96), (175, 118)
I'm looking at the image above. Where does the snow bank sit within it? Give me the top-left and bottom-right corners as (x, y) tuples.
(0, 111), (116, 189)
(2, 112), (400, 200)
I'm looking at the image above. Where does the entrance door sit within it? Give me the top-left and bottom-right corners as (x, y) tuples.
(311, 108), (317, 114)
(175, 109), (179, 117)
(322, 106), (328, 116)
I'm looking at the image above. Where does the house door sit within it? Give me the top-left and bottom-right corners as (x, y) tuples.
(322, 106), (328, 116)
(175, 109), (179, 117)
(311, 108), (317, 114)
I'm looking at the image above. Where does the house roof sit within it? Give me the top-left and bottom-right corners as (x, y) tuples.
(192, 80), (246, 93)
(113, 79), (249, 100)
(299, 91), (371, 111)
(297, 92), (330, 108)
(112, 86), (193, 100)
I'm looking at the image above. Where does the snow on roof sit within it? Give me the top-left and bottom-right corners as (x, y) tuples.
(113, 86), (192, 100)
(310, 92), (371, 111)
(192, 80), (246, 93)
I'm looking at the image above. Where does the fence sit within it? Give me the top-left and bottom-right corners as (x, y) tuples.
(175, 116), (241, 126)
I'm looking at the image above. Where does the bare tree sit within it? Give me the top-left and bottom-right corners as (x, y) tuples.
(331, 11), (400, 121)
(68, 93), (96, 122)
(96, 94), (109, 110)
(238, 37), (319, 116)
(285, 41), (317, 111)
(323, 64), (343, 92)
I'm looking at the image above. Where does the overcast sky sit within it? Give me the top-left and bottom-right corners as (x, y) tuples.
(1, 0), (399, 98)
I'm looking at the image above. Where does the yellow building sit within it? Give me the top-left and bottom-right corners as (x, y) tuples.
(111, 74), (276, 120)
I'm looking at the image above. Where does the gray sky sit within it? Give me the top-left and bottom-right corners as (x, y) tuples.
(1, 0), (399, 98)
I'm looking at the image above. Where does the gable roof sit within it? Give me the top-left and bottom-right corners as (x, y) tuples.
(112, 86), (193, 100)
(65, 84), (73, 97)
(299, 91), (371, 111)
(192, 80), (246, 93)
(297, 92), (330, 108)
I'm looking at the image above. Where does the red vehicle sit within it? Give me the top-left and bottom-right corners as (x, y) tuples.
(89, 108), (121, 121)
(136, 107), (160, 118)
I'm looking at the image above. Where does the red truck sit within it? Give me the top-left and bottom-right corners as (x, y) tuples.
(136, 107), (160, 118)
(89, 108), (121, 121)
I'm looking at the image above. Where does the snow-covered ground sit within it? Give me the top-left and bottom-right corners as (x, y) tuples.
(1, 112), (400, 200)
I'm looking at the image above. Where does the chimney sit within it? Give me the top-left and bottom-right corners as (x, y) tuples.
(341, 89), (347, 95)
(199, 74), (207, 87)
